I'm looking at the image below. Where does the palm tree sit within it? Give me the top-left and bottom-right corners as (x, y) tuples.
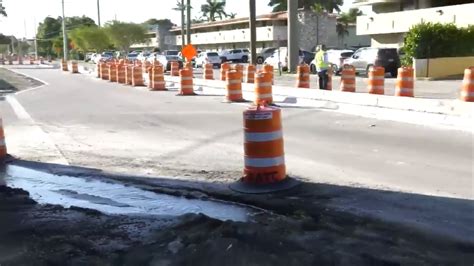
(336, 9), (363, 47)
(228, 12), (237, 19)
(268, 0), (343, 13)
(201, 0), (228, 22)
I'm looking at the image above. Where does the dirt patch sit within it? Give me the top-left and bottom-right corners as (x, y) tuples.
(0, 68), (43, 94)
(1, 182), (472, 266)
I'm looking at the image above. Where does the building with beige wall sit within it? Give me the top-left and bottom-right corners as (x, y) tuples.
(164, 10), (363, 52)
(354, 0), (474, 48)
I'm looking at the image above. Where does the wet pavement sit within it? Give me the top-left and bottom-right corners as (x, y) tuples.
(4, 165), (259, 222)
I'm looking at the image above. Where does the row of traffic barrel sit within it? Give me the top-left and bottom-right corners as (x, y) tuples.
(0, 56), (48, 65)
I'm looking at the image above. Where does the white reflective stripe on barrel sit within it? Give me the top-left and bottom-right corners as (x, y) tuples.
(245, 156), (285, 168)
(370, 76), (384, 80)
(342, 83), (355, 88)
(460, 91), (474, 97)
(369, 85), (384, 90)
(341, 74), (355, 79)
(227, 90), (242, 95)
(256, 82), (272, 87)
(181, 77), (193, 81)
(245, 130), (282, 142)
(256, 93), (273, 99)
(463, 80), (474, 85)
(398, 77), (414, 82)
(154, 81), (165, 84)
(227, 80), (241, 85)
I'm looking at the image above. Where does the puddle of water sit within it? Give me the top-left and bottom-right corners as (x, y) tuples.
(3, 165), (254, 222)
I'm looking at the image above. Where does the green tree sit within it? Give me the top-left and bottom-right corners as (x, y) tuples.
(65, 16), (97, 30)
(36, 17), (62, 56)
(69, 26), (111, 52)
(268, 0), (343, 13)
(336, 9), (362, 46)
(201, 0), (228, 22)
(104, 21), (148, 53)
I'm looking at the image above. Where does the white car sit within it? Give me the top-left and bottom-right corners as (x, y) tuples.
(263, 47), (303, 71)
(137, 52), (151, 63)
(195, 51), (221, 68)
(219, 49), (249, 63)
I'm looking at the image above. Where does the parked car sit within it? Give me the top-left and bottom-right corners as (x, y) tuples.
(127, 52), (139, 61)
(84, 52), (94, 62)
(301, 50), (315, 64)
(263, 47), (304, 71)
(137, 52), (151, 62)
(256, 47), (277, 64)
(219, 49), (249, 63)
(195, 51), (221, 68)
(343, 47), (400, 77)
(310, 49), (354, 74)
(156, 54), (183, 71)
(164, 50), (179, 56)
(93, 51), (114, 64)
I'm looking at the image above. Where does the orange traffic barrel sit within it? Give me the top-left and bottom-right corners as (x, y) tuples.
(184, 61), (193, 71)
(243, 105), (286, 184)
(220, 62), (230, 81)
(132, 66), (144, 86)
(171, 61), (180, 76)
(125, 65), (133, 85)
(395, 67), (414, 97)
(61, 60), (68, 71)
(71, 61), (79, 74)
(151, 65), (166, 91)
(296, 64), (310, 88)
(0, 117), (7, 159)
(226, 70), (243, 102)
(101, 64), (109, 80)
(340, 64), (356, 92)
(233, 64), (244, 81)
(178, 68), (195, 95)
(144, 61), (151, 73)
(263, 64), (274, 84)
(203, 63), (214, 80)
(117, 64), (126, 84)
(245, 64), (256, 83)
(255, 71), (273, 105)
(327, 66), (333, 91)
(368, 66), (385, 95)
(460, 67), (474, 102)
(108, 64), (117, 82)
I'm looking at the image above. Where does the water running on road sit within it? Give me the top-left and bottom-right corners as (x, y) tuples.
(3, 165), (255, 222)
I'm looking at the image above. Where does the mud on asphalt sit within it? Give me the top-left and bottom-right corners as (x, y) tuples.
(1, 164), (473, 266)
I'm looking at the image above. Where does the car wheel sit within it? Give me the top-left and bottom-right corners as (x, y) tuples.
(365, 64), (373, 77)
(257, 57), (264, 64)
(241, 56), (248, 63)
(390, 69), (398, 78)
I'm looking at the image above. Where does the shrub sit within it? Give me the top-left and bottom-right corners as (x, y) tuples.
(402, 22), (474, 66)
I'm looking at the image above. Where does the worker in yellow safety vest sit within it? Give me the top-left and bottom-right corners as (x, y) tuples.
(315, 44), (329, 90)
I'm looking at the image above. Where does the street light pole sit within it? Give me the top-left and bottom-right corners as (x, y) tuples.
(97, 0), (101, 26)
(249, 0), (257, 65)
(61, 0), (68, 61)
(186, 0), (191, 45)
(287, 0), (299, 73)
(180, 0), (185, 49)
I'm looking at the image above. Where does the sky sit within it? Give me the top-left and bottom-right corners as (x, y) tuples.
(0, 0), (355, 38)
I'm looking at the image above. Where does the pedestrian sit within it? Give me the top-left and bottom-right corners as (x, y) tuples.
(315, 44), (329, 90)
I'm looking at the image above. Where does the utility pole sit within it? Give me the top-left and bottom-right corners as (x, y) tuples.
(186, 0), (191, 45)
(34, 19), (38, 60)
(287, 0), (299, 73)
(61, 0), (68, 61)
(10, 36), (15, 54)
(180, 0), (185, 49)
(249, 0), (257, 65)
(97, 0), (101, 26)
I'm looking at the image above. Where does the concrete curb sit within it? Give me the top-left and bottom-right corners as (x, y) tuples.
(164, 75), (473, 132)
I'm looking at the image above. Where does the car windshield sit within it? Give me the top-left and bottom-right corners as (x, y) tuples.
(166, 55), (179, 60)
(378, 49), (398, 58)
(166, 51), (179, 55)
(206, 52), (218, 57)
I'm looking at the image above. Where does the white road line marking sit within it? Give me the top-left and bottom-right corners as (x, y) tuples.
(5, 95), (69, 165)
(1, 67), (49, 95)
(5, 95), (33, 121)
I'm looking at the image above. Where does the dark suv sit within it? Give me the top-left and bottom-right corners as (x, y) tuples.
(343, 47), (401, 77)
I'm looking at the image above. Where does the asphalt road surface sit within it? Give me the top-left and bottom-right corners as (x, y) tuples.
(1, 66), (472, 200)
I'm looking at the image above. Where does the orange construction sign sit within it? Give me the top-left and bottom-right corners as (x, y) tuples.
(181, 44), (197, 62)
